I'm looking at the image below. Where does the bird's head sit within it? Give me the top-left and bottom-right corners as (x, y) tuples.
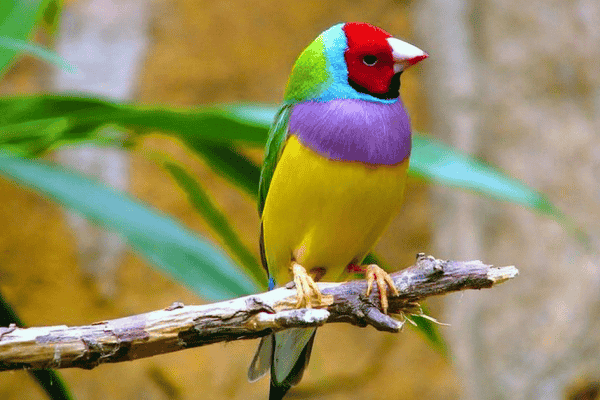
(284, 22), (428, 103)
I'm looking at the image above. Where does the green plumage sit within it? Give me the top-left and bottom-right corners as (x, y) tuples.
(283, 35), (331, 103)
(258, 105), (292, 217)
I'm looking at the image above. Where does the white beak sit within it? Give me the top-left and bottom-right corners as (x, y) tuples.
(387, 38), (428, 73)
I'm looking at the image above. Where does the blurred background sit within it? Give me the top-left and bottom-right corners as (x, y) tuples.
(1, 0), (599, 399)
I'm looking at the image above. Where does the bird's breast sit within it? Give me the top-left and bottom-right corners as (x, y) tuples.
(262, 135), (409, 285)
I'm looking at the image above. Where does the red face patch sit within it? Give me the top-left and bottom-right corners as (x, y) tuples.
(343, 22), (396, 96)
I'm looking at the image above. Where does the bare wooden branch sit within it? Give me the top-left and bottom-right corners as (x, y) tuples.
(0, 254), (517, 371)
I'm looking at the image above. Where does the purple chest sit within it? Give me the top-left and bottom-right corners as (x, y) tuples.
(287, 98), (412, 165)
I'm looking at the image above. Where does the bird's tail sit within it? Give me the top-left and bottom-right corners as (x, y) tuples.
(248, 327), (317, 400)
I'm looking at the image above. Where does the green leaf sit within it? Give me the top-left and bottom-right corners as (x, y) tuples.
(0, 290), (24, 328)
(0, 95), (271, 148)
(410, 135), (551, 212)
(408, 309), (449, 358)
(28, 370), (73, 400)
(0, 152), (259, 300)
(0, 37), (77, 72)
(409, 134), (590, 245)
(0, 0), (55, 77)
(163, 161), (266, 288)
(41, 0), (62, 35)
(0, 95), (265, 193)
(0, 117), (69, 142)
(185, 142), (261, 198)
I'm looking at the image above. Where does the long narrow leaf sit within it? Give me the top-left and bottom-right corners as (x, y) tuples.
(409, 135), (566, 221)
(28, 370), (73, 400)
(41, 0), (61, 35)
(0, 37), (77, 72)
(164, 161), (266, 288)
(185, 142), (261, 198)
(0, 95), (269, 146)
(407, 308), (449, 358)
(0, 153), (259, 300)
(0, 0), (54, 77)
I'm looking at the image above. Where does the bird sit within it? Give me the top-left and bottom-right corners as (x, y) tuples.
(247, 22), (427, 399)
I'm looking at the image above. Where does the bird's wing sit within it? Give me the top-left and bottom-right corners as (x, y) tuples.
(258, 103), (294, 217)
(258, 31), (330, 216)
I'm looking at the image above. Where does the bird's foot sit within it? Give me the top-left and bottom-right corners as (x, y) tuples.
(292, 262), (323, 308)
(366, 264), (399, 314)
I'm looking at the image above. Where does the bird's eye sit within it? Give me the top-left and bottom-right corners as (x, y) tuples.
(362, 55), (378, 66)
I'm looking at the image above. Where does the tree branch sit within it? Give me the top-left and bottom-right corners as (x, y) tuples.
(0, 254), (517, 371)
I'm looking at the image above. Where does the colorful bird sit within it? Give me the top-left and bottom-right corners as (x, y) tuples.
(247, 22), (427, 399)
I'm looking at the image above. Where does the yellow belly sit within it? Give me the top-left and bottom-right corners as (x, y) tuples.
(262, 135), (409, 285)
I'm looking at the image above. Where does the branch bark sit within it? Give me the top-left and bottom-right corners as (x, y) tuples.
(0, 254), (517, 371)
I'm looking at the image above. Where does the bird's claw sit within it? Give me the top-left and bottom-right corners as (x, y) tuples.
(292, 262), (323, 308)
(366, 264), (399, 314)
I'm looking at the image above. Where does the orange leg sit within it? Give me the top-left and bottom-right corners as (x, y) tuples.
(291, 262), (323, 308)
(365, 264), (399, 314)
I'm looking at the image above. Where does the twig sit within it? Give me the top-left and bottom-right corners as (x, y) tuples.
(0, 254), (517, 371)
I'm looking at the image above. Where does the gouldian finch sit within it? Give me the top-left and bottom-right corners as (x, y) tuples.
(247, 22), (427, 399)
